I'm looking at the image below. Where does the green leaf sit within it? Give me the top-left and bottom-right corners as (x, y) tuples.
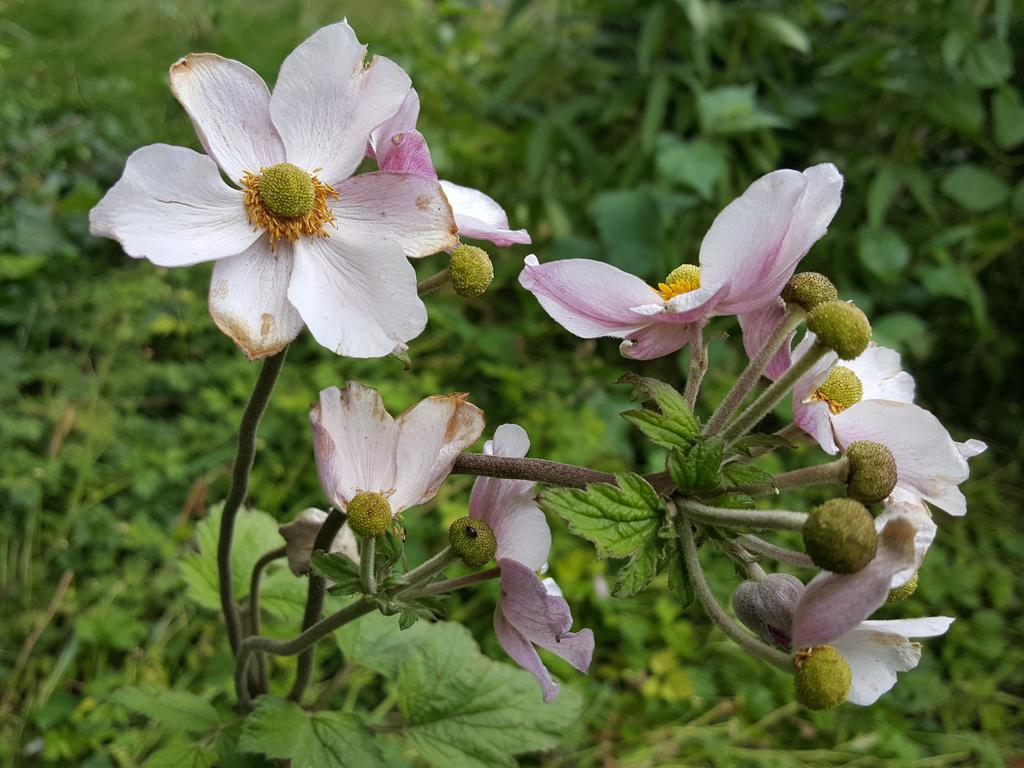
(667, 440), (723, 493)
(312, 550), (363, 596)
(940, 165), (1010, 212)
(590, 188), (660, 275)
(962, 38), (1013, 88)
(705, 491), (756, 510)
(179, 503), (281, 610)
(866, 166), (898, 228)
(730, 433), (794, 457)
(754, 12), (810, 54)
(697, 85), (788, 135)
(656, 138), (726, 199)
(239, 697), (385, 768)
(722, 463), (774, 487)
(336, 610), (429, 679)
(619, 373), (699, 450)
(641, 73), (672, 154)
(665, 542), (695, 608)
(539, 473), (661, 558)
(612, 536), (660, 597)
(112, 687), (220, 734)
(857, 226), (910, 281)
(143, 736), (217, 768)
(993, 87), (1024, 150)
(872, 312), (932, 359)
(397, 623), (583, 768)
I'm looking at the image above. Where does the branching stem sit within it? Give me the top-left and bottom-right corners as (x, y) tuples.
(676, 498), (807, 531)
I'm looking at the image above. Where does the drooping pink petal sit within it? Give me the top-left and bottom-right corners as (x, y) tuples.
(619, 322), (692, 360)
(494, 604), (560, 703)
(168, 53), (285, 183)
(269, 22), (410, 186)
(310, 384), (399, 507)
(877, 491), (936, 588)
(330, 172), (457, 259)
(389, 394), (484, 512)
(439, 181), (532, 246)
(89, 144), (259, 267)
(844, 344), (916, 403)
(738, 298), (793, 381)
(791, 516), (918, 648)
(367, 90), (430, 168)
(288, 233), (427, 358)
(519, 255), (658, 338)
(833, 400), (970, 516)
(374, 130), (438, 179)
(208, 237), (304, 360)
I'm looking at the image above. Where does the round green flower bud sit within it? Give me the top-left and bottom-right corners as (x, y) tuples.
(258, 163), (315, 218)
(846, 440), (898, 503)
(794, 645), (852, 710)
(887, 572), (919, 603)
(448, 516), (497, 567)
(803, 498), (878, 574)
(449, 245), (494, 299)
(813, 366), (863, 414)
(781, 272), (838, 311)
(346, 491), (393, 538)
(806, 300), (871, 360)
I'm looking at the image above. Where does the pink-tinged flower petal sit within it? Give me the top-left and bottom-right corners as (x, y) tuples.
(439, 181), (532, 246)
(878, 491), (936, 588)
(89, 144), (258, 267)
(374, 130), (438, 179)
(956, 439), (987, 459)
(168, 53), (285, 183)
(270, 22), (410, 186)
(495, 559), (595, 702)
(389, 394), (484, 511)
(739, 299), (793, 381)
(633, 284), (726, 324)
(845, 344), (915, 403)
(833, 400), (970, 516)
(789, 333), (841, 453)
(330, 172), (457, 258)
(310, 384), (399, 507)
(368, 90), (429, 162)
(208, 237), (304, 360)
(791, 516), (918, 648)
(279, 508), (360, 576)
(493, 603), (560, 703)
(289, 233), (427, 358)
(519, 255), (657, 338)
(834, 617), (954, 705)
(619, 322), (692, 360)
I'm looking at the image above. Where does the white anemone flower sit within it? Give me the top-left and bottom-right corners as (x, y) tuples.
(90, 21), (458, 359)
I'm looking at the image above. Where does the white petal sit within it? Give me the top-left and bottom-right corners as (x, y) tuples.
(389, 395), (485, 511)
(956, 439), (987, 459)
(439, 180), (532, 246)
(208, 238), (304, 360)
(491, 424), (531, 459)
(288, 233), (427, 358)
(331, 172), (457, 258)
(169, 54), (285, 183)
(89, 144), (258, 267)
(833, 625), (922, 705)
(845, 343), (915, 403)
(270, 22), (411, 186)
(877, 495), (936, 587)
(310, 383), (398, 507)
(858, 616), (954, 638)
(790, 332), (840, 453)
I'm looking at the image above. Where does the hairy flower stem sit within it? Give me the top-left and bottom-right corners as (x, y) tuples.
(396, 547), (458, 596)
(736, 534), (815, 568)
(720, 340), (830, 444)
(675, 511), (793, 673)
(676, 498), (807, 531)
(453, 454), (615, 489)
(360, 537), (377, 596)
(219, 346), (288, 656)
(406, 566), (502, 598)
(417, 267), (451, 296)
(248, 546), (286, 694)
(683, 325), (710, 410)
(727, 457), (850, 497)
(704, 306), (807, 437)
(288, 508), (346, 703)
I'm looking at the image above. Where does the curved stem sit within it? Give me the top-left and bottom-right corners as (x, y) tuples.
(248, 546), (286, 695)
(360, 537), (377, 596)
(417, 267), (451, 296)
(452, 454), (615, 489)
(395, 547), (458, 596)
(704, 305), (807, 436)
(219, 347), (288, 655)
(288, 508), (347, 703)
(725, 456), (849, 497)
(407, 566), (501, 598)
(675, 511), (793, 673)
(736, 534), (814, 568)
(676, 498), (807, 532)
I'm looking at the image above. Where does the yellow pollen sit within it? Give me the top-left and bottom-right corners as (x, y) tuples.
(810, 365), (863, 414)
(241, 164), (338, 249)
(655, 264), (701, 300)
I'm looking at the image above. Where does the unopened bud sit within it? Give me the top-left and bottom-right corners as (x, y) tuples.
(794, 645), (851, 710)
(278, 508), (360, 576)
(803, 498), (878, 574)
(448, 515), (497, 567)
(732, 573), (805, 649)
(845, 440), (898, 503)
(782, 272), (838, 311)
(449, 244), (494, 299)
(346, 492), (393, 538)
(806, 301), (871, 360)
(887, 572), (919, 603)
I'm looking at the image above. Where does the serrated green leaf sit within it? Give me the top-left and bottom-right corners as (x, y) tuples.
(143, 736), (217, 768)
(112, 687), (219, 734)
(619, 374), (698, 449)
(722, 463), (774, 487)
(239, 697), (384, 768)
(336, 610), (429, 679)
(665, 543), (695, 609)
(311, 550), (360, 582)
(611, 536), (660, 597)
(397, 623), (582, 768)
(539, 473), (661, 558)
(667, 440), (723, 493)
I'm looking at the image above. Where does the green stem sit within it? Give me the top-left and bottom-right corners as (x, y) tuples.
(248, 545), (286, 695)
(725, 456), (849, 497)
(417, 267), (451, 296)
(720, 340), (830, 444)
(360, 537), (377, 596)
(676, 498), (807, 532)
(683, 324), (709, 410)
(736, 534), (814, 568)
(704, 305), (807, 436)
(395, 547), (458, 596)
(219, 347), (288, 655)
(406, 566), (501, 598)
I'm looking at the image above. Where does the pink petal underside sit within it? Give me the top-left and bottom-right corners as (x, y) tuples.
(619, 322), (693, 360)
(368, 89), (424, 162)
(738, 299), (793, 381)
(789, 333), (840, 454)
(168, 53), (285, 183)
(439, 180), (532, 246)
(88, 144), (259, 268)
(208, 236), (304, 360)
(375, 130), (439, 180)
(493, 604), (560, 703)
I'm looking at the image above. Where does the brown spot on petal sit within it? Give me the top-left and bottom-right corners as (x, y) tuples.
(416, 195), (431, 210)
(260, 313), (273, 338)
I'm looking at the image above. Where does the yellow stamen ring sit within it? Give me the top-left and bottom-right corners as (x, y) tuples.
(655, 264), (701, 301)
(241, 163), (339, 248)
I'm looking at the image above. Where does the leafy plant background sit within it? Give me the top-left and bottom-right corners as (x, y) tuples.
(1, 0), (1020, 764)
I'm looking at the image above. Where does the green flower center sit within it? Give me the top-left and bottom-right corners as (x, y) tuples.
(812, 366), (863, 414)
(655, 264), (701, 300)
(258, 163), (316, 219)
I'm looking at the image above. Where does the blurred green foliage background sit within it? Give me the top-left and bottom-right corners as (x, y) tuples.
(1, 0), (1021, 764)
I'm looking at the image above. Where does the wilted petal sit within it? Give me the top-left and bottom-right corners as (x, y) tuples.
(208, 237), (304, 360)
(878, 492), (936, 588)
(289, 233), (427, 358)
(270, 22), (410, 186)
(440, 181), (532, 246)
(739, 299), (793, 381)
(389, 394), (484, 511)
(619, 322), (692, 360)
(330, 172), (457, 258)
(494, 605), (560, 703)
(169, 53), (285, 183)
(89, 144), (258, 267)
(279, 508), (360, 576)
